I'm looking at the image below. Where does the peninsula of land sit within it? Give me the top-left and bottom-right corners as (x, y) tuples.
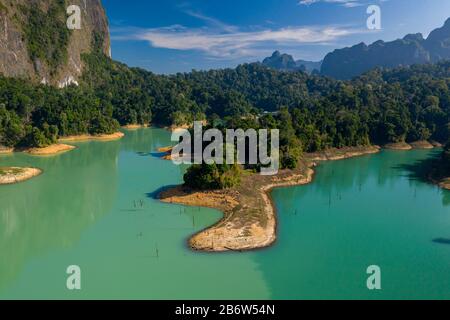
(25, 144), (76, 156)
(58, 132), (125, 142)
(26, 132), (125, 155)
(159, 146), (381, 252)
(1, 132), (125, 157)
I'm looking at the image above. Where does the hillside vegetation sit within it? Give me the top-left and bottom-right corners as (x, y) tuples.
(1, 49), (449, 152)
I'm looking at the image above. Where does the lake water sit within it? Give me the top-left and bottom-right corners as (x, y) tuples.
(0, 128), (449, 299)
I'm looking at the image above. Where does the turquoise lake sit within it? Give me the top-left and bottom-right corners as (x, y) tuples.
(0, 128), (449, 299)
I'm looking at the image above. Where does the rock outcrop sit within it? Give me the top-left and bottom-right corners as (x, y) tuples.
(321, 18), (450, 80)
(262, 51), (322, 73)
(0, 0), (110, 87)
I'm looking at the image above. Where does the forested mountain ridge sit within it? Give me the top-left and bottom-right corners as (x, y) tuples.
(0, 0), (110, 87)
(321, 18), (450, 79)
(0, 1), (449, 163)
(1, 46), (450, 153)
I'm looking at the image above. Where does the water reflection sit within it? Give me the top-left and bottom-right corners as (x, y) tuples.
(433, 238), (450, 245)
(2, 134), (449, 299)
(0, 141), (120, 291)
(255, 149), (450, 299)
(0, 129), (270, 299)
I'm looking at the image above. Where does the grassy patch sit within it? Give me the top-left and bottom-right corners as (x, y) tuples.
(0, 167), (24, 175)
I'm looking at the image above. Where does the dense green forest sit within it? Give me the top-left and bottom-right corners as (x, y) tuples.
(2, 52), (450, 145)
(66, 53), (450, 153)
(1, 49), (450, 174)
(0, 76), (118, 148)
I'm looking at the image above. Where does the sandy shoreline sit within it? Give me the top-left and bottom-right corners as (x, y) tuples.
(409, 141), (435, 149)
(0, 167), (42, 185)
(305, 145), (381, 161)
(160, 166), (315, 252)
(0, 147), (13, 155)
(25, 144), (76, 156)
(159, 146), (379, 252)
(166, 121), (207, 132)
(169, 125), (191, 133)
(58, 132), (125, 142)
(382, 141), (438, 150)
(3, 132), (125, 156)
(1, 132), (127, 183)
(384, 142), (413, 150)
(122, 124), (150, 130)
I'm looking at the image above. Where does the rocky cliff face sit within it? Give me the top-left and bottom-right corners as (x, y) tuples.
(262, 51), (299, 71)
(0, 0), (110, 87)
(425, 18), (450, 62)
(262, 51), (322, 74)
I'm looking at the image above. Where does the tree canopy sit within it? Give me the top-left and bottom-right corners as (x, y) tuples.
(1, 51), (449, 159)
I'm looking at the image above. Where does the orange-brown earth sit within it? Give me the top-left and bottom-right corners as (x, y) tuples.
(159, 146), (380, 252)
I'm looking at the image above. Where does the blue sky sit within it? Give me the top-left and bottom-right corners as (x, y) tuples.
(103, 0), (450, 74)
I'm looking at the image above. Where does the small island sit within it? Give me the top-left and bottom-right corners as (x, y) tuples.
(0, 167), (42, 185)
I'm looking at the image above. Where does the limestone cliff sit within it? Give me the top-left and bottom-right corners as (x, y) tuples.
(321, 18), (450, 80)
(0, 0), (110, 87)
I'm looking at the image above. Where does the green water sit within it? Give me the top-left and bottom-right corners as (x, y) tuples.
(0, 128), (449, 299)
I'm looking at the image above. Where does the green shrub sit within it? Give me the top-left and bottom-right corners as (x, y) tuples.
(184, 163), (241, 190)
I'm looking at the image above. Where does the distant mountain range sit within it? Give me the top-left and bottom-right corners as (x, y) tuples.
(262, 17), (450, 80)
(262, 51), (322, 74)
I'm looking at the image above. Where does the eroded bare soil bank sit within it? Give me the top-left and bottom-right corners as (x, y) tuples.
(159, 146), (381, 252)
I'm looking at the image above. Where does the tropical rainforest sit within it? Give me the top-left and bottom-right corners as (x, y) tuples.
(1, 47), (450, 186)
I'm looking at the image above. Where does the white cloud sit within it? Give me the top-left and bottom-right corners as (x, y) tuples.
(299, 0), (365, 7)
(111, 11), (366, 60)
(113, 25), (362, 60)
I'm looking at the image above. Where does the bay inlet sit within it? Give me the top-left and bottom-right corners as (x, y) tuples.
(0, 128), (449, 299)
